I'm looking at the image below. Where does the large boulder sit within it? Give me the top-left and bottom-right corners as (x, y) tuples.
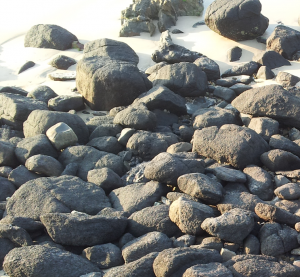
(192, 124), (270, 169)
(0, 93), (48, 130)
(205, 0), (269, 41)
(232, 84), (300, 129)
(266, 25), (300, 60)
(76, 56), (152, 111)
(6, 176), (111, 220)
(24, 24), (78, 50)
(23, 110), (89, 144)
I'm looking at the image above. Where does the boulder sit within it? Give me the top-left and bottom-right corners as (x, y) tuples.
(183, 263), (233, 277)
(87, 137), (123, 154)
(0, 177), (16, 201)
(227, 46), (242, 62)
(89, 124), (122, 140)
(205, 0), (269, 41)
(157, 1), (177, 33)
(76, 56), (152, 111)
(276, 71), (300, 87)
(49, 55), (77, 69)
(232, 84), (300, 129)
(253, 50), (291, 69)
(24, 24), (78, 50)
(23, 110), (89, 144)
(207, 166), (246, 183)
(48, 95), (85, 112)
(194, 56), (220, 81)
(266, 25), (300, 60)
(256, 65), (275, 80)
(0, 140), (18, 167)
(41, 212), (127, 246)
(27, 85), (58, 103)
(213, 87), (236, 102)
(192, 124), (270, 169)
(120, 17), (156, 37)
(18, 60), (35, 74)
(274, 183), (300, 200)
(8, 165), (39, 188)
(269, 134), (300, 157)
(221, 61), (260, 78)
(248, 117), (279, 141)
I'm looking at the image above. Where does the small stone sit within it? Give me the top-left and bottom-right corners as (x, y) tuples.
(18, 61), (35, 74)
(220, 248), (236, 262)
(48, 71), (76, 81)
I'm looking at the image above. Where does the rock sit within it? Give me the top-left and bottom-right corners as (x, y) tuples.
(173, 234), (195, 247)
(192, 21), (205, 28)
(228, 46), (242, 62)
(169, 197), (215, 235)
(0, 177), (16, 201)
(87, 137), (123, 154)
(0, 127), (23, 141)
(0, 92), (48, 130)
(177, 173), (224, 204)
(152, 30), (202, 63)
(15, 134), (58, 164)
(41, 212), (127, 246)
(256, 66), (275, 80)
(24, 110), (89, 144)
(109, 181), (166, 215)
(3, 245), (101, 277)
(153, 248), (222, 277)
(225, 254), (300, 277)
(149, 62), (208, 97)
(0, 166), (12, 178)
(81, 273), (103, 277)
(6, 176), (111, 220)
(87, 167), (123, 194)
(253, 50), (291, 69)
(229, 84), (252, 95)
(27, 85), (58, 103)
(193, 56), (220, 81)
(122, 231), (173, 263)
(133, 85), (187, 115)
(48, 95), (85, 112)
(128, 205), (179, 237)
(154, 109), (178, 127)
(8, 165), (39, 188)
(274, 183), (300, 200)
(261, 149), (300, 171)
(209, 166), (247, 183)
(183, 262), (233, 277)
(269, 134), (300, 157)
(276, 71), (300, 87)
(48, 71), (76, 81)
(220, 248), (236, 262)
(119, 233), (136, 248)
(290, 128), (300, 141)
(0, 86), (28, 96)
(18, 61), (35, 74)
(221, 61), (260, 78)
(46, 122), (78, 151)
(82, 243), (123, 269)
(25, 154), (64, 176)
(213, 87), (236, 102)
(255, 203), (300, 226)
(0, 140), (18, 167)
(145, 62), (167, 75)
(259, 222), (299, 256)
(76, 56), (151, 111)
(0, 224), (32, 247)
(243, 165), (274, 201)
(157, 1), (177, 32)
(248, 117), (279, 141)
(0, 238), (16, 265)
(171, 29), (183, 34)
(113, 104), (157, 130)
(49, 55), (76, 69)
(244, 234), (260, 254)
(0, 216), (43, 232)
(193, 124), (270, 169)
(120, 16), (156, 37)
(266, 25), (300, 60)
(104, 252), (158, 277)
(215, 75), (252, 87)
(89, 124), (122, 140)
(205, 0), (269, 41)
(83, 38), (139, 65)
(24, 24), (78, 50)
(231, 84), (300, 129)
(167, 142), (192, 154)
(126, 131), (178, 161)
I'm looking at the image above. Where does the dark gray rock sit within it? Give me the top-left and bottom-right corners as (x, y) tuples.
(157, 1), (177, 32)
(48, 95), (85, 112)
(201, 208), (255, 243)
(213, 87), (236, 102)
(153, 248), (222, 277)
(109, 181), (166, 216)
(0, 177), (16, 201)
(192, 124), (270, 169)
(193, 56), (220, 81)
(276, 71), (300, 87)
(120, 17), (156, 37)
(256, 65), (275, 79)
(183, 263), (233, 277)
(169, 197), (215, 235)
(0, 127), (23, 141)
(248, 117), (279, 141)
(153, 109), (178, 126)
(60, 162), (79, 176)
(289, 127), (300, 141)
(144, 152), (205, 185)
(122, 231), (173, 263)
(3, 245), (101, 277)
(87, 167), (123, 194)
(128, 204), (179, 237)
(126, 131), (178, 161)
(221, 61), (260, 78)
(24, 24), (78, 50)
(0, 166), (13, 177)
(6, 176), (111, 220)
(0, 86), (28, 96)
(269, 134), (300, 157)
(0, 238), (16, 266)
(23, 110), (89, 144)
(259, 222), (299, 256)
(266, 25), (300, 60)
(173, 234), (195, 247)
(149, 62), (208, 97)
(41, 212), (127, 246)
(81, 273), (104, 277)
(49, 55), (76, 69)
(197, 237), (223, 252)
(171, 29), (183, 34)
(261, 149), (300, 171)
(18, 61), (35, 74)
(82, 243), (123, 269)
(145, 62), (167, 75)
(8, 165), (39, 188)
(215, 75), (253, 87)
(87, 137), (123, 154)
(133, 85), (186, 115)
(274, 183), (300, 200)
(119, 233), (136, 248)
(27, 85), (58, 103)
(177, 173), (224, 205)
(0, 215), (43, 232)
(229, 83), (252, 95)
(205, 0), (269, 41)
(208, 166), (246, 183)
(97, 207), (129, 218)
(253, 50), (291, 69)
(243, 234), (260, 254)
(232, 84), (300, 129)
(89, 124), (122, 140)
(0, 140), (18, 167)
(76, 57), (151, 111)
(0, 223), (32, 247)
(227, 46), (242, 62)
(15, 134), (58, 164)
(243, 165), (274, 201)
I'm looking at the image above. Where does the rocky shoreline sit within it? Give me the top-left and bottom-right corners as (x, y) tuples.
(1, 0), (300, 276)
